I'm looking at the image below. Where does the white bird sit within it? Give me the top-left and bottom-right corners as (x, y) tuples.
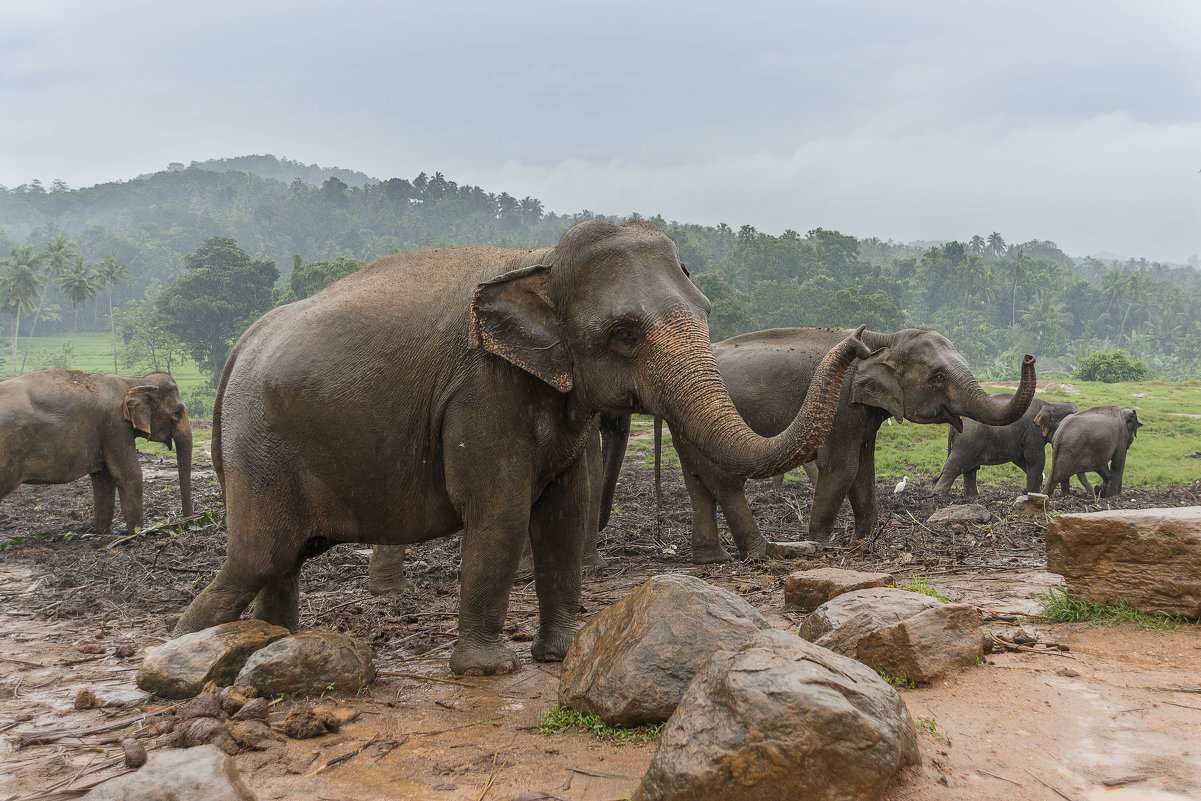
(894, 475), (908, 494)
(886, 417), (894, 426)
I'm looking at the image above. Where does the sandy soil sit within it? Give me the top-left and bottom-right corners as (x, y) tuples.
(1, 444), (1199, 801)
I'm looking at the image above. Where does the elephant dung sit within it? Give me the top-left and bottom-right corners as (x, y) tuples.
(234, 629), (375, 697)
(926, 504), (991, 525)
(1012, 493), (1049, 515)
(799, 587), (983, 684)
(137, 620), (290, 700)
(557, 574), (769, 726)
(1046, 507), (1201, 619)
(633, 629), (918, 801)
(765, 540), (823, 559)
(80, 744), (257, 801)
(783, 567), (892, 612)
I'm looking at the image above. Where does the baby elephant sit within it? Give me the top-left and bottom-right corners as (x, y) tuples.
(934, 395), (1078, 497)
(1043, 405), (1143, 498)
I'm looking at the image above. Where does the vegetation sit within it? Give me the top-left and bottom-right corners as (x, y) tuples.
(894, 575), (949, 602)
(1035, 587), (1191, 631)
(1073, 350), (1154, 383)
(537, 705), (665, 745)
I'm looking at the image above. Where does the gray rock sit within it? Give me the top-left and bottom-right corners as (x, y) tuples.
(764, 540), (822, 559)
(234, 629), (374, 696)
(1046, 507), (1201, 619)
(634, 629), (918, 801)
(927, 504), (991, 525)
(558, 574), (770, 726)
(783, 567), (893, 612)
(137, 621), (289, 700)
(81, 744), (257, 801)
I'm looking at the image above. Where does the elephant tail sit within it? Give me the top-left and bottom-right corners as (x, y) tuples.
(654, 415), (663, 510)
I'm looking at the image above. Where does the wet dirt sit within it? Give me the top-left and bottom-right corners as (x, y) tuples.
(1, 444), (1199, 801)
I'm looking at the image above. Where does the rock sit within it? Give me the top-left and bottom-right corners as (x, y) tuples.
(81, 744), (257, 801)
(74, 688), (100, 709)
(114, 643), (137, 658)
(234, 629), (374, 696)
(228, 719), (285, 751)
(219, 685), (259, 716)
(927, 504), (991, 525)
(765, 540), (822, 559)
(180, 717), (239, 755)
(121, 737), (147, 768)
(1012, 493), (1048, 515)
(281, 705), (340, 739)
(1046, 507), (1201, 619)
(634, 629), (918, 801)
(799, 587), (941, 641)
(783, 567), (892, 612)
(137, 620), (289, 700)
(180, 691), (223, 721)
(558, 574), (770, 726)
(231, 697), (269, 721)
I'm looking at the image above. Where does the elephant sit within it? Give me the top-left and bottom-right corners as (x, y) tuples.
(174, 219), (871, 676)
(651, 327), (1035, 563)
(932, 396), (1077, 497)
(0, 369), (193, 531)
(1043, 405), (1143, 498)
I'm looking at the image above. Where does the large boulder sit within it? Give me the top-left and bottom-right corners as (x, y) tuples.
(783, 567), (892, 612)
(558, 574), (769, 726)
(235, 629), (375, 696)
(81, 744), (257, 801)
(634, 629), (918, 801)
(1046, 507), (1201, 619)
(799, 587), (983, 684)
(137, 621), (289, 700)
(927, 504), (991, 525)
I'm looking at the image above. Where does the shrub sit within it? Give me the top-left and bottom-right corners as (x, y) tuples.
(1072, 350), (1154, 383)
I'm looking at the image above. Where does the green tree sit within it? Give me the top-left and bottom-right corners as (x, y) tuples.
(21, 233), (76, 372)
(156, 236), (278, 386)
(289, 256), (362, 300)
(111, 301), (185, 374)
(986, 231), (1006, 259)
(95, 253), (130, 372)
(1073, 350), (1154, 383)
(691, 273), (753, 341)
(0, 245), (41, 374)
(56, 255), (101, 367)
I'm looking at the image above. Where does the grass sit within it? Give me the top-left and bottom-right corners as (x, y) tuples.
(1035, 586), (1191, 631)
(877, 670), (916, 689)
(894, 575), (949, 602)
(537, 705), (665, 746)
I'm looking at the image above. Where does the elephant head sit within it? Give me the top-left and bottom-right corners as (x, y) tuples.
(850, 329), (1036, 431)
(1123, 408), (1144, 445)
(469, 219), (869, 480)
(123, 373), (193, 515)
(1033, 401), (1079, 442)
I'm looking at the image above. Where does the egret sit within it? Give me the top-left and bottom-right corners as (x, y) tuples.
(894, 475), (908, 494)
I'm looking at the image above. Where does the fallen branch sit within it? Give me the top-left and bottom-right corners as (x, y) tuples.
(302, 733), (378, 778)
(992, 636), (1076, 659)
(377, 671), (478, 688)
(1026, 769), (1077, 801)
(11, 708), (170, 748)
(571, 767), (636, 781)
(977, 768), (1023, 787)
(476, 752), (508, 801)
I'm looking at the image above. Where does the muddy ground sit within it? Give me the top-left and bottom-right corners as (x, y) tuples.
(1, 439), (1199, 801)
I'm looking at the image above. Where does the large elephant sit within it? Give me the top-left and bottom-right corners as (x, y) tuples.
(933, 396), (1077, 497)
(0, 369), (193, 531)
(174, 220), (870, 676)
(1043, 405), (1143, 498)
(661, 327), (1035, 562)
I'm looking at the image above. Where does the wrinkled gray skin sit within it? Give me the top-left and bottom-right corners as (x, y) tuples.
(0, 369), (193, 531)
(1043, 405), (1143, 498)
(174, 220), (869, 676)
(933, 395), (1078, 497)
(658, 328), (1036, 563)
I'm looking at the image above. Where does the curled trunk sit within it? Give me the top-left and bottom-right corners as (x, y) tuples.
(955, 354), (1037, 426)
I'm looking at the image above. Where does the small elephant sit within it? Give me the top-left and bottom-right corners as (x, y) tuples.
(933, 396), (1078, 497)
(0, 369), (193, 531)
(1043, 405), (1143, 498)
(175, 219), (870, 676)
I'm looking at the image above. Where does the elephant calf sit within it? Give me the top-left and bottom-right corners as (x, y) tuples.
(0, 369), (193, 531)
(1043, 405), (1143, 498)
(934, 395), (1077, 497)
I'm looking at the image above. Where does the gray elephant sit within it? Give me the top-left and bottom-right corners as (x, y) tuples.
(659, 327), (1035, 562)
(1043, 405), (1143, 498)
(933, 396), (1077, 497)
(175, 220), (870, 676)
(0, 369), (193, 531)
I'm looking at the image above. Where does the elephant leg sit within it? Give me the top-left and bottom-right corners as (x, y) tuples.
(251, 563), (302, 631)
(963, 469), (979, 498)
(1075, 473), (1095, 497)
(581, 423), (607, 569)
(108, 457), (144, 531)
(90, 470), (117, 533)
(527, 455), (588, 663)
(809, 473), (850, 539)
(1103, 450), (1126, 497)
(1024, 452), (1045, 494)
(368, 544), (411, 595)
(771, 474), (784, 492)
(846, 467), (878, 540)
(677, 443), (730, 564)
(712, 482), (766, 561)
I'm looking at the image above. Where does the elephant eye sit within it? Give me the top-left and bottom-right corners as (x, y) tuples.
(930, 371), (946, 386)
(609, 321), (642, 350)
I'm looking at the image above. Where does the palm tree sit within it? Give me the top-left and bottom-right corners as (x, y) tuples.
(21, 234), (77, 373)
(57, 255), (101, 368)
(986, 232), (1006, 259)
(95, 253), (130, 372)
(0, 246), (41, 374)
(968, 235), (986, 256)
(1008, 249), (1030, 327)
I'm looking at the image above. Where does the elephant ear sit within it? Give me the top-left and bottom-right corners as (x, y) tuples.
(122, 385), (158, 436)
(1125, 408), (1144, 438)
(1033, 408), (1052, 440)
(849, 348), (904, 421)
(468, 264), (573, 392)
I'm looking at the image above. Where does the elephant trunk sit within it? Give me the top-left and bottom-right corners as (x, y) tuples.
(645, 308), (869, 480)
(174, 412), (194, 517)
(953, 354), (1037, 427)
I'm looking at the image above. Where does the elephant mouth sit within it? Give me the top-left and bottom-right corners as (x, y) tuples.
(908, 408), (964, 431)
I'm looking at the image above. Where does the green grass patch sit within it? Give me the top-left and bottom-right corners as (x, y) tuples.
(537, 705), (665, 745)
(877, 670), (916, 689)
(1035, 587), (1191, 631)
(893, 575), (949, 602)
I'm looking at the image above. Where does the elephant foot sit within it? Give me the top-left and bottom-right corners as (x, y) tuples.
(531, 624), (577, 663)
(450, 640), (521, 676)
(367, 572), (411, 596)
(736, 533), (768, 562)
(690, 544), (731, 564)
(583, 549), (608, 570)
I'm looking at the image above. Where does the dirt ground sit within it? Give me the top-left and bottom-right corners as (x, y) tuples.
(1, 439), (1200, 801)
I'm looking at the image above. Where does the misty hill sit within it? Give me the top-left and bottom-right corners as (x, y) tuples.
(142, 155), (378, 188)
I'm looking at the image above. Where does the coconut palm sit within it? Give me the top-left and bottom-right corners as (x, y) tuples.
(57, 255), (101, 368)
(968, 235), (986, 256)
(95, 253), (130, 372)
(986, 231), (1006, 259)
(0, 245), (41, 374)
(21, 234), (77, 373)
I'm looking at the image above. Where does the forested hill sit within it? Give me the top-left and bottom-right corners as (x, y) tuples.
(2, 155), (1200, 381)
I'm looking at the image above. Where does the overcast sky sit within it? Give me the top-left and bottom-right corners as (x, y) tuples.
(3, 1), (1199, 263)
